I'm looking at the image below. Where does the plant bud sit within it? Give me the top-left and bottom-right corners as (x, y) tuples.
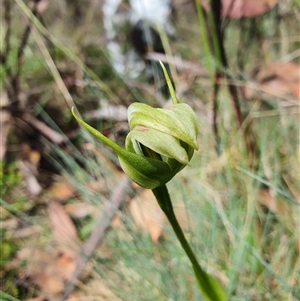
(72, 62), (198, 189)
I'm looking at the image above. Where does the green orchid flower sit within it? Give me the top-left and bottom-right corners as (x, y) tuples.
(72, 62), (226, 301)
(72, 62), (199, 189)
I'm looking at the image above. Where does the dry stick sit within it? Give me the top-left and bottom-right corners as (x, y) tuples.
(10, 0), (39, 101)
(146, 52), (208, 77)
(206, 0), (248, 156)
(2, 0), (12, 66)
(211, 0), (243, 128)
(16, 2), (38, 65)
(209, 0), (224, 154)
(214, 1), (257, 160)
(22, 114), (66, 145)
(61, 176), (131, 300)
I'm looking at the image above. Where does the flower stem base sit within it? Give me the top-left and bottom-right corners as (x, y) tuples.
(152, 185), (226, 301)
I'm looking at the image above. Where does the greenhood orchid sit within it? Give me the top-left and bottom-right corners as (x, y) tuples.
(72, 62), (226, 301)
(72, 62), (199, 189)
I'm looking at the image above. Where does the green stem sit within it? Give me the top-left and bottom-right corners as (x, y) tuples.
(152, 185), (226, 301)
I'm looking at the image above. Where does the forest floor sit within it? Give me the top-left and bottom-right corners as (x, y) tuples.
(1, 1), (299, 301)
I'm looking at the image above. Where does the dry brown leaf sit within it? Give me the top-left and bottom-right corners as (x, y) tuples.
(0, 218), (18, 230)
(48, 177), (111, 201)
(129, 189), (165, 243)
(48, 201), (94, 288)
(256, 62), (299, 83)
(48, 200), (81, 256)
(111, 215), (122, 228)
(87, 178), (108, 194)
(245, 62), (300, 99)
(256, 189), (299, 252)
(256, 62), (300, 98)
(201, 0), (277, 18)
(16, 249), (63, 295)
(283, 174), (300, 204)
(257, 189), (277, 213)
(10, 226), (41, 239)
(64, 202), (95, 218)
(257, 189), (290, 215)
(12, 243), (92, 297)
(48, 180), (75, 200)
(28, 150), (41, 165)
(16, 248), (75, 296)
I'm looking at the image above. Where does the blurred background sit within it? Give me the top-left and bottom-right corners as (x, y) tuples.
(1, 1), (299, 300)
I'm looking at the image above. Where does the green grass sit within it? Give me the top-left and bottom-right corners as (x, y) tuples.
(1, 1), (299, 300)
(44, 91), (299, 300)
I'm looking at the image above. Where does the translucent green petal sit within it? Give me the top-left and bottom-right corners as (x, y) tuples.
(127, 126), (189, 165)
(128, 103), (198, 151)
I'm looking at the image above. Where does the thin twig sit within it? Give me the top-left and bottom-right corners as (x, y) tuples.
(211, 0), (243, 128)
(60, 176), (131, 300)
(22, 113), (66, 145)
(205, 0), (248, 156)
(3, 0), (12, 67)
(10, 0), (40, 100)
(17, 1), (39, 66)
(146, 52), (208, 77)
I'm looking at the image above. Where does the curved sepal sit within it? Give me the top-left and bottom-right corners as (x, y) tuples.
(126, 126), (190, 165)
(72, 108), (171, 189)
(128, 103), (199, 151)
